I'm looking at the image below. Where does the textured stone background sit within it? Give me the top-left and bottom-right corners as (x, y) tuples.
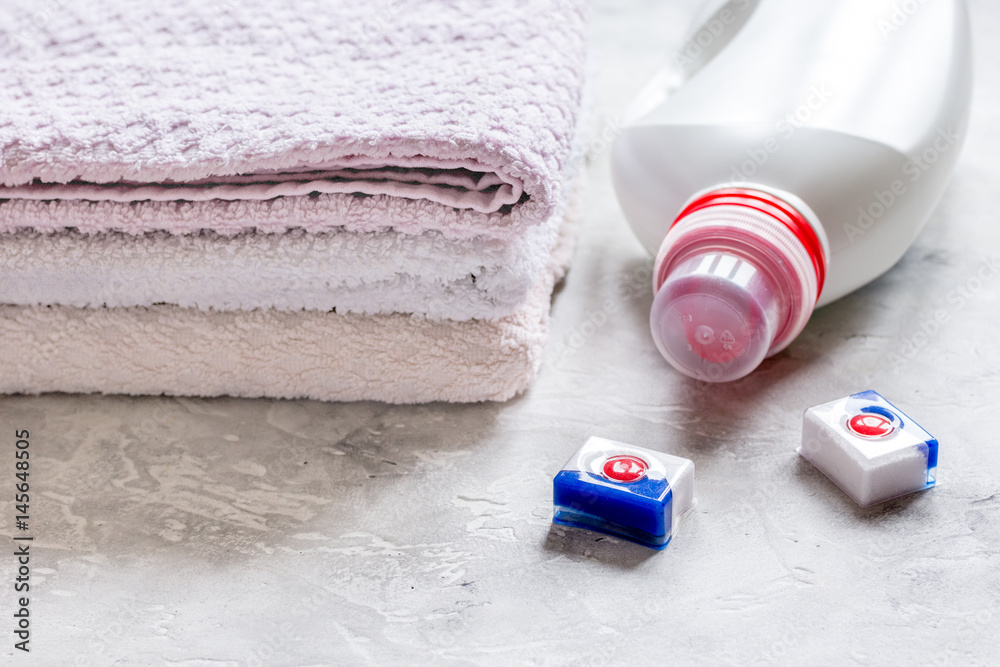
(1, 0), (998, 664)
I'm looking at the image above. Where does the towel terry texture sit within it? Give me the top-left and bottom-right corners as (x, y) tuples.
(0, 192), (581, 403)
(0, 212), (562, 320)
(0, 0), (586, 237)
(0, 0), (590, 402)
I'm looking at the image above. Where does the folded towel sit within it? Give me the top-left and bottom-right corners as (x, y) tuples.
(0, 187), (582, 403)
(0, 0), (588, 239)
(0, 0), (590, 402)
(0, 213), (560, 320)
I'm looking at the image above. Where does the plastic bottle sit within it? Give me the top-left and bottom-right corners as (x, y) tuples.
(611, 0), (973, 382)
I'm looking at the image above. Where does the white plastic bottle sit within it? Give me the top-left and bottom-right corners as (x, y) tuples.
(612, 0), (973, 382)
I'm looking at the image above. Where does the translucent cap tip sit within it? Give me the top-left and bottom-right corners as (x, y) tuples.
(650, 253), (776, 382)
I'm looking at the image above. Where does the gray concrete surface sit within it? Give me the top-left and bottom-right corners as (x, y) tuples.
(1, 1), (999, 664)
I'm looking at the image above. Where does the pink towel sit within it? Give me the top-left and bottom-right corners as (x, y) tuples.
(0, 0), (588, 239)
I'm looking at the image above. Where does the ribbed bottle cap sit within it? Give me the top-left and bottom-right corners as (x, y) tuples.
(651, 187), (827, 383)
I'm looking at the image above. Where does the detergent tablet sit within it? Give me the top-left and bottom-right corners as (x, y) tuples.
(799, 391), (938, 507)
(553, 437), (694, 550)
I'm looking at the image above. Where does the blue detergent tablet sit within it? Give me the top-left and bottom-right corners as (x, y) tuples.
(553, 437), (695, 550)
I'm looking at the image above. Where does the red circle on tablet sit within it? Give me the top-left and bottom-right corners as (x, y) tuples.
(602, 455), (648, 483)
(847, 414), (894, 439)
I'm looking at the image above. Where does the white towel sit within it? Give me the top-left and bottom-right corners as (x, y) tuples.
(0, 214), (560, 320)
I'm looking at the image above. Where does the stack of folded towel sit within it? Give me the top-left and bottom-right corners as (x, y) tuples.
(0, 0), (590, 403)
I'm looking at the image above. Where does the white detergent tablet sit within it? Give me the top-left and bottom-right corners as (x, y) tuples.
(799, 391), (938, 507)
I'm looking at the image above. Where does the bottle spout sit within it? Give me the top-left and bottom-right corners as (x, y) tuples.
(650, 187), (828, 383)
(651, 251), (781, 382)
